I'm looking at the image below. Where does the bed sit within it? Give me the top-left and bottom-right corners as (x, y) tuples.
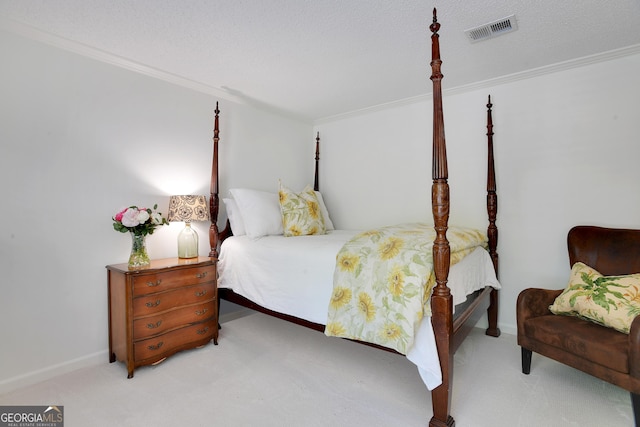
(208, 10), (500, 427)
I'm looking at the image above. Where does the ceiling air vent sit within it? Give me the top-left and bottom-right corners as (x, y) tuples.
(464, 15), (518, 43)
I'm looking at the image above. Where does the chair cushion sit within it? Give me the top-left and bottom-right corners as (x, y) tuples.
(549, 262), (640, 333)
(524, 314), (629, 373)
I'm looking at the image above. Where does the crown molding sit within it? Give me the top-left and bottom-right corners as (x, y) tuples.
(2, 16), (638, 126)
(0, 16), (312, 124)
(0, 17), (237, 100)
(315, 43), (640, 125)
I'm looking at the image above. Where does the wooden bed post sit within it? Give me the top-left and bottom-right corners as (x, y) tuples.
(485, 95), (501, 338)
(486, 95), (498, 274)
(428, 8), (455, 427)
(209, 102), (220, 258)
(313, 132), (320, 192)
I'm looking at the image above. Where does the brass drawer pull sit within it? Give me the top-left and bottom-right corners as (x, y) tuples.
(148, 341), (163, 351)
(196, 272), (208, 279)
(195, 308), (208, 316)
(197, 326), (210, 335)
(195, 290), (207, 297)
(147, 280), (161, 287)
(146, 300), (161, 308)
(147, 320), (162, 329)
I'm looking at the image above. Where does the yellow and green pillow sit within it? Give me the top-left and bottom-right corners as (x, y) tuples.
(550, 262), (640, 333)
(278, 183), (326, 237)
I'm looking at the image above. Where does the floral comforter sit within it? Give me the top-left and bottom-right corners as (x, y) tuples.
(324, 223), (488, 354)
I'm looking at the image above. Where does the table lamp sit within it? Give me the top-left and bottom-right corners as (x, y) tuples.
(167, 195), (210, 258)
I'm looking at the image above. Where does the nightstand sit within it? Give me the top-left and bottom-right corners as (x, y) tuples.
(106, 257), (218, 378)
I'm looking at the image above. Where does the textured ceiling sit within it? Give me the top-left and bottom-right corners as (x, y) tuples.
(1, 0), (640, 121)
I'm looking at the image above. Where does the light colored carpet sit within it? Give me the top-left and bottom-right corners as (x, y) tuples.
(0, 312), (634, 426)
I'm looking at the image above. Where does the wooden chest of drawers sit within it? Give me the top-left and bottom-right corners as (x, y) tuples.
(106, 257), (218, 378)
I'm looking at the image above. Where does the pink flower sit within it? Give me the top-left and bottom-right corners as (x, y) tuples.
(121, 208), (141, 227)
(114, 208), (127, 222)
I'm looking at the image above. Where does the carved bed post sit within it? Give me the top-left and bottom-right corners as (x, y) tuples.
(209, 102), (220, 258)
(313, 132), (320, 191)
(486, 95), (498, 274)
(428, 8), (455, 427)
(485, 95), (501, 337)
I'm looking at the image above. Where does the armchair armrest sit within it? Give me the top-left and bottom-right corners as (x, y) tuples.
(516, 288), (563, 332)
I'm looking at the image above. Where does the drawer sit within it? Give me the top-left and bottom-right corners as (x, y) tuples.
(133, 300), (215, 340)
(132, 265), (215, 296)
(134, 318), (217, 363)
(132, 282), (216, 316)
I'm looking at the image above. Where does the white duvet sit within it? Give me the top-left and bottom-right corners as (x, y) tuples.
(217, 230), (500, 390)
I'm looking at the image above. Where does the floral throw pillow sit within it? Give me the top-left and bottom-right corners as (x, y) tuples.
(278, 183), (326, 237)
(549, 262), (640, 333)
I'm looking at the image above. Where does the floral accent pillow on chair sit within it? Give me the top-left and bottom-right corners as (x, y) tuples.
(278, 183), (326, 237)
(549, 262), (640, 333)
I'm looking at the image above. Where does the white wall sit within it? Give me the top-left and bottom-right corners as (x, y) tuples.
(315, 52), (640, 335)
(2, 22), (639, 394)
(0, 30), (312, 391)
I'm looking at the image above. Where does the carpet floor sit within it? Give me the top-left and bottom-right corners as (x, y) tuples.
(0, 312), (634, 426)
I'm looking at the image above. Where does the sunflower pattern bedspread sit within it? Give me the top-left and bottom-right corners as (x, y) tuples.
(324, 223), (488, 354)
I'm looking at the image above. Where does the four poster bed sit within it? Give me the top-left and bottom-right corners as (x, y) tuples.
(208, 10), (500, 427)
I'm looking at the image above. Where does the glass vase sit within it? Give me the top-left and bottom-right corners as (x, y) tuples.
(177, 223), (199, 259)
(129, 232), (150, 269)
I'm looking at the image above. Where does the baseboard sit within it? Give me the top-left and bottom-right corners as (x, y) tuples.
(0, 350), (107, 395)
(0, 309), (254, 395)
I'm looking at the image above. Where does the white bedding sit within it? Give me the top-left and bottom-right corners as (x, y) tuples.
(217, 229), (500, 390)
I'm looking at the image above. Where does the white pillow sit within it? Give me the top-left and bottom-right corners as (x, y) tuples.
(229, 188), (283, 238)
(314, 191), (335, 231)
(222, 198), (246, 236)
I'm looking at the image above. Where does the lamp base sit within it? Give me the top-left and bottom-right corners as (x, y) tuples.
(177, 223), (199, 259)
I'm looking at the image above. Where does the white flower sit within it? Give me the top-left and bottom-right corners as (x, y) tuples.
(121, 208), (141, 227)
(151, 212), (163, 225)
(137, 209), (150, 223)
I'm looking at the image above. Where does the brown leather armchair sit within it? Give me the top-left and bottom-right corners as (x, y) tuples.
(517, 225), (640, 424)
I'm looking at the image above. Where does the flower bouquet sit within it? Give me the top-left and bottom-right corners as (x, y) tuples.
(113, 204), (168, 268)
